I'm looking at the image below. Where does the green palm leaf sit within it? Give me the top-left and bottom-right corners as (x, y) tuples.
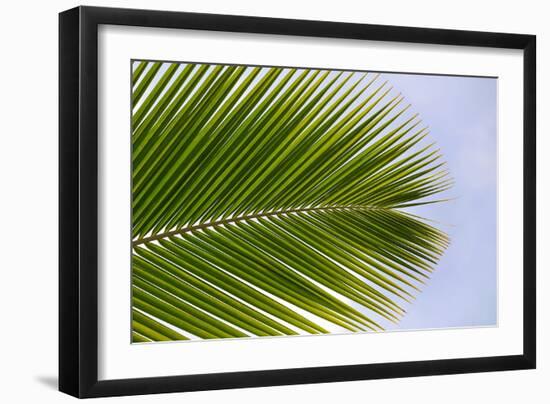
(130, 61), (452, 342)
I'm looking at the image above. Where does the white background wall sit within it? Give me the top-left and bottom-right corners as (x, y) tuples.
(0, 0), (545, 402)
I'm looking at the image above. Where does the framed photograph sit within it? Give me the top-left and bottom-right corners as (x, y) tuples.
(59, 6), (536, 398)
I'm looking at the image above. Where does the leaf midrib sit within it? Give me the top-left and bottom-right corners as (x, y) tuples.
(132, 204), (384, 247)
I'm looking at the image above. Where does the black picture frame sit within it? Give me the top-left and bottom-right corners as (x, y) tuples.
(59, 5), (536, 398)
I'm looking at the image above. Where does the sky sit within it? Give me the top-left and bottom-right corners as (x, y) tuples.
(379, 72), (498, 330)
(133, 62), (498, 334)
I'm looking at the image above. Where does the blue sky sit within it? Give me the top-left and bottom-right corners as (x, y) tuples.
(380, 72), (498, 330)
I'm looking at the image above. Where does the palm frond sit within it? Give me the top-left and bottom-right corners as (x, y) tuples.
(130, 61), (451, 342)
